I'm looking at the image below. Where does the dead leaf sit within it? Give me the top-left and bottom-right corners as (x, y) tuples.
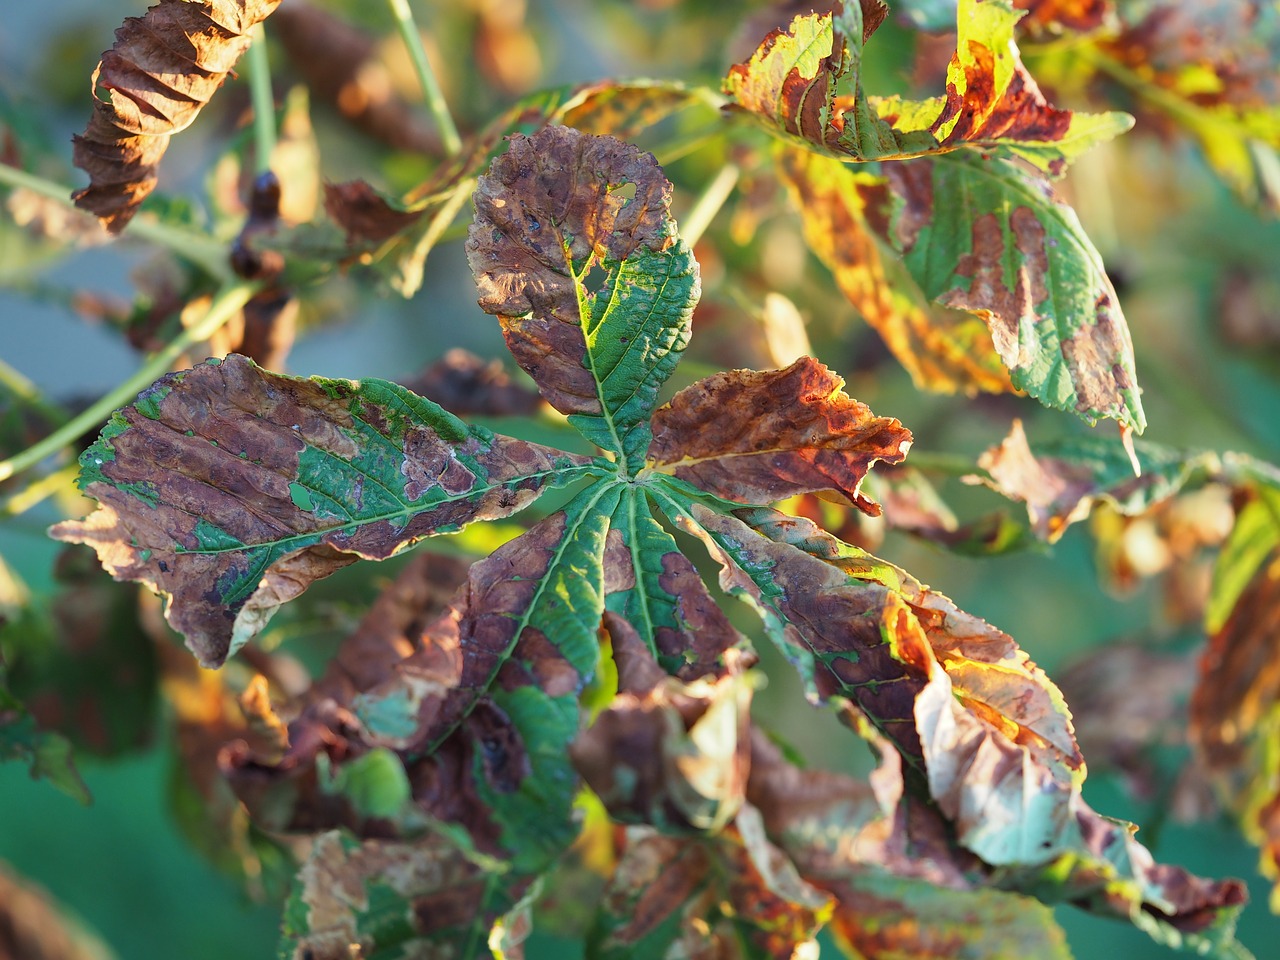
(647, 356), (912, 513)
(72, 0), (284, 232)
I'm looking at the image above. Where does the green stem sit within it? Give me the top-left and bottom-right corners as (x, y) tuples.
(247, 24), (276, 175)
(0, 163), (230, 279)
(0, 464), (78, 518)
(386, 0), (462, 157)
(0, 281), (261, 483)
(0, 357), (68, 427)
(902, 451), (983, 477)
(680, 163), (739, 248)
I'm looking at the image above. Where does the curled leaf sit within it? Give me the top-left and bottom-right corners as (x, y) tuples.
(976, 420), (1214, 541)
(725, 0), (1129, 174)
(72, 0), (283, 232)
(51, 354), (594, 667)
(647, 356), (912, 513)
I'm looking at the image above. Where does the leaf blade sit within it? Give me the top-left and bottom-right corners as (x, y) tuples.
(467, 125), (700, 471)
(51, 354), (595, 667)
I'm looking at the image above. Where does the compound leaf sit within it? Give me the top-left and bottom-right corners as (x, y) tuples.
(51, 354), (595, 668)
(467, 125), (700, 473)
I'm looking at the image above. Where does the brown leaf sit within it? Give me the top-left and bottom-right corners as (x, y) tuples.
(467, 124), (689, 421)
(647, 356), (912, 513)
(394, 349), (543, 418)
(72, 0), (283, 232)
(571, 635), (753, 832)
(1056, 643), (1195, 799)
(322, 180), (422, 244)
(51, 354), (591, 667)
(1190, 549), (1280, 905)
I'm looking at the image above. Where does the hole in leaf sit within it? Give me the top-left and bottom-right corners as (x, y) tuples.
(583, 263), (609, 297)
(611, 181), (636, 202)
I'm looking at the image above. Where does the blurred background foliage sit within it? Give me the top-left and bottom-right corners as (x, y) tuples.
(1, 0), (1278, 957)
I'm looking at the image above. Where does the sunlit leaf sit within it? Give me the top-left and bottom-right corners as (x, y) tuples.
(468, 125), (700, 473)
(51, 354), (595, 667)
(647, 356), (912, 512)
(887, 153), (1145, 430)
(725, 0), (1129, 175)
(778, 146), (1010, 395)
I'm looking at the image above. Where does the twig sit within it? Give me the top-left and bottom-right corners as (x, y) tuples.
(247, 23), (277, 175)
(0, 281), (262, 483)
(680, 163), (740, 248)
(386, 0), (462, 157)
(0, 163), (231, 279)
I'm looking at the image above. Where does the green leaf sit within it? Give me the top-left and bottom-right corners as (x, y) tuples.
(50, 354), (596, 667)
(889, 152), (1145, 430)
(468, 125), (700, 473)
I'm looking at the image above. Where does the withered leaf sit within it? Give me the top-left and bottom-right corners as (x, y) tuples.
(72, 0), (283, 232)
(467, 125), (699, 472)
(724, 0), (1130, 175)
(394, 349), (543, 419)
(587, 818), (832, 960)
(51, 354), (594, 668)
(1192, 546), (1280, 910)
(647, 356), (912, 513)
(976, 420), (1215, 541)
(1013, 0), (1116, 37)
(663, 501), (1248, 940)
(279, 829), (519, 960)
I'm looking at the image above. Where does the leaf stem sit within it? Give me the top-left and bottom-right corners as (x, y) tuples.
(0, 281), (262, 483)
(386, 0), (462, 157)
(0, 357), (68, 427)
(0, 464), (78, 518)
(0, 163), (231, 279)
(247, 24), (276, 175)
(680, 163), (740, 249)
